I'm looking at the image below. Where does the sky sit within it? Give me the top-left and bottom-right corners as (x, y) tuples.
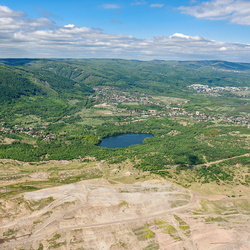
(1, 0), (250, 62)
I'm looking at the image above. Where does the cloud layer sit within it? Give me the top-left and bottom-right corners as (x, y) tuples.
(0, 5), (250, 62)
(179, 0), (250, 25)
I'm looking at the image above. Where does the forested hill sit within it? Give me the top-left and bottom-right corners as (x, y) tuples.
(23, 59), (250, 93)
(1, 59), (250, 95)
(1, 58), (250, 116)
(0, 64), (45, 102)
(0, 62), (93, 102)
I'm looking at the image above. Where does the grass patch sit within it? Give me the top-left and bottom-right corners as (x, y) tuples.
(174, 214), (191, 236)
(47, 233), (66, 248)
(33, 219), (42, 225)
(3, 228), (18, 238)
(155, 220), (182, 241)
(193, 198), (250, 215)
(205, 216), (228, 223)
(133, 224), (155, 241)
(143, 241), (159, 250)
(118, 200), (129, 207)
(27, 197), (54, 211)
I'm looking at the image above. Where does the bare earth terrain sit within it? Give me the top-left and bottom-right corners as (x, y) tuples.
(1, 168), (250, 250)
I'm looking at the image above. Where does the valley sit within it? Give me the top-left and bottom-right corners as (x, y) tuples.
(0, 59), (250, 249)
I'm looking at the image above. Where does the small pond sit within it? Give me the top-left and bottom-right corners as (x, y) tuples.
(98, 133), (153, 148)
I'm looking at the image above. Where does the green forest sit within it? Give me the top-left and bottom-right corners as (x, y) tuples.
(0, 58), (249, 187)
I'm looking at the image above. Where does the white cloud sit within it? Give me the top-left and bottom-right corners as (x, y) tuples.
(64, 24), (75, 28)
(0, 5), (23, 17)
(131, 1), (147, 6)
(150, 4), (164, 8)
(0, 6), (53, 34)
(219, 46), (228, 51)
(179, 0), (250, 25)
(0, 5), (250, 62)
(170, 33), (204, 40)
(102, 4), (120, 9)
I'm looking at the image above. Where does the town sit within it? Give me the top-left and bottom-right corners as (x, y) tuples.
(188, 84), (250, 97)
(1, 86), (249, 142)
(93, 86), (250, 126)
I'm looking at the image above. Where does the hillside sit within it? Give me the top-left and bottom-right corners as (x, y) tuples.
(0, 64), (45, 102)
(23, 59), (250, 93)
(0, 62), (93, 102)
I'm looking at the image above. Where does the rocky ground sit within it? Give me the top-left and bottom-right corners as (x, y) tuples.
(1, 175), (250, 250)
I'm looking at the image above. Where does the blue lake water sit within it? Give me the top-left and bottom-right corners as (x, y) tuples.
(98, 133), (153, 148)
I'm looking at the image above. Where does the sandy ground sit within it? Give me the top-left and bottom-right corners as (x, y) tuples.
(1, 178), (250, 250)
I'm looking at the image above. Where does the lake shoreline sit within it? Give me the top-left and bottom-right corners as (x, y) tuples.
(98, 133), (154, 149)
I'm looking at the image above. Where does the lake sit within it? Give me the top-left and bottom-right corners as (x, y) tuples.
(98, 133), (153, 148)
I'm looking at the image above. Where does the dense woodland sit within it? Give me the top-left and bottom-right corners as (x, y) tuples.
(0, 59), (249, 186)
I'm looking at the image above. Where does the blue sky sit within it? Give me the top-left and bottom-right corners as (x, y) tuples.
(1, 0), (250, 61)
